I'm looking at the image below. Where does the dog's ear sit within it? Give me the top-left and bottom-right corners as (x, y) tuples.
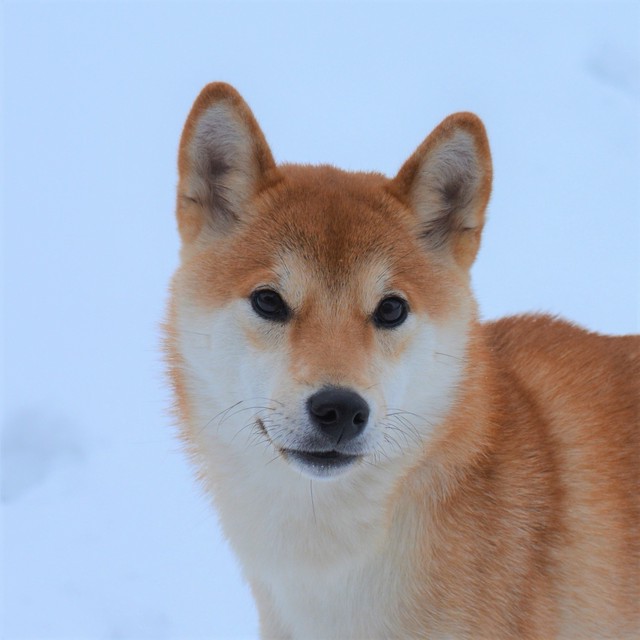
(176, 83), (278, 243)
(391, 113), (492, 269)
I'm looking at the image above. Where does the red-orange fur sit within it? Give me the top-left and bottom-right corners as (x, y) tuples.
(396, 318), (639, 637)
(166, 83), (639, 639)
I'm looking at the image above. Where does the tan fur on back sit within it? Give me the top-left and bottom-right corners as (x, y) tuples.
(166, 83), (639, 639)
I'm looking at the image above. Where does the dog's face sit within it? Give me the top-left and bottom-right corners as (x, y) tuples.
(169, 84), (491, 481)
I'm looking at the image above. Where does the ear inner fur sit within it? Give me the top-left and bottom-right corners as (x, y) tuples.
(392, 112), (493, 269)
(176, 83), (279, 242)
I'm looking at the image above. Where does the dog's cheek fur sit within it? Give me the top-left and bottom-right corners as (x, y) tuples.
(372, 301), (475, 455)
(172, 298), (288, 449)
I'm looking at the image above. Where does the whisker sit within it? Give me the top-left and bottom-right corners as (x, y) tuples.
(196, 399), (244, 435)
(250, 396), (285, 407)
(220, 404), (278, 426)
(386, 407), (433, 426)
(266, 453), (282, 466)
(386, 423), (412, 448)
(372, 443), (392, 463)
(361, 457), (383, 471)
(310, 480), (317, 525)
(231, 420), (258, 443)
(387, 413), (423, 444)
(384, 432), (404, 455)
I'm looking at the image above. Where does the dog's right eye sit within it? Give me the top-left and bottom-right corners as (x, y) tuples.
(250, 289), (290, 322)
(373, 296), (409, 329)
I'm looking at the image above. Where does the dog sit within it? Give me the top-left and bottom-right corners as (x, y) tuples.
(165, 83), (639, 639)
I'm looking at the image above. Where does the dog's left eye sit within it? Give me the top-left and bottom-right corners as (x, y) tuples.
(373, 296), (409, 328)
(250, 289), (290, 322)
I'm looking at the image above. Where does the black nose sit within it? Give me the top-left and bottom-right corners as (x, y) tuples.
(307, 387), (370, 445)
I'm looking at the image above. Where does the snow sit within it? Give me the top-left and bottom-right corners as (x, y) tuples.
(2, 2), (638, 638)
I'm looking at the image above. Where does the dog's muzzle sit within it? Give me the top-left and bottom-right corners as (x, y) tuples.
(275, 387), (370, 478)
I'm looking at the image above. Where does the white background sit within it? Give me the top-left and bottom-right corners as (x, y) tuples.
(3, 2), (639, 638)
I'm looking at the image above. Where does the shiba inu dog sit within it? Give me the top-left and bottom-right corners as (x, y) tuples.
(165, 83), (639, 639)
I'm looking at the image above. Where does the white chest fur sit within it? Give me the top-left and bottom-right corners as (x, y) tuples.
(207, 447), (416, 639)
(266, 551), (402, 639)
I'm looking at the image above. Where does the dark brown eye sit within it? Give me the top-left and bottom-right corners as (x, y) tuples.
(250, 289), (290, 322)
(373, 296), (409, 328)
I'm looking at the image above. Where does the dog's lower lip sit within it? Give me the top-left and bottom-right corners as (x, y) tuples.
(283, 449), (360, 467)
(255, 419), (361, 472)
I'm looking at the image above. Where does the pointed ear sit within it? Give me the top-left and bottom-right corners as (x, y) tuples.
(176, 83), (278, 243)
(391, 113), (492, 269)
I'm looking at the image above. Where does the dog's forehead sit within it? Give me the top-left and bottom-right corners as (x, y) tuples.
(253, 165), (413, 274)
(184, 165), (449, 316)
(220, 165), (452, 315)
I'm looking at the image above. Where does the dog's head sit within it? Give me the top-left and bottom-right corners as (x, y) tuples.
(168, 83), (491, 481)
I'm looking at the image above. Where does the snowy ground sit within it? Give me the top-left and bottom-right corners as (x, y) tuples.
(2, 2), (638, 639)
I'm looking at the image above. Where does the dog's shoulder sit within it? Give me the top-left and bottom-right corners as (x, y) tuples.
(481, 313), (638, 473)
(481, 313), (638, 459)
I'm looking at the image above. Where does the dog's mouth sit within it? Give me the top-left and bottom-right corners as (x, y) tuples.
(283, 448), (360, 467)
(281, 449), (362, 478)
(257, 419), (362, 478)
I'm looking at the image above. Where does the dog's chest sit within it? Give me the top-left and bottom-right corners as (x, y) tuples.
(209, 439), (424, 637)
(220, 469), (413, 638)
(267, 551), (403, 639)
(255, 492), (418, 638)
